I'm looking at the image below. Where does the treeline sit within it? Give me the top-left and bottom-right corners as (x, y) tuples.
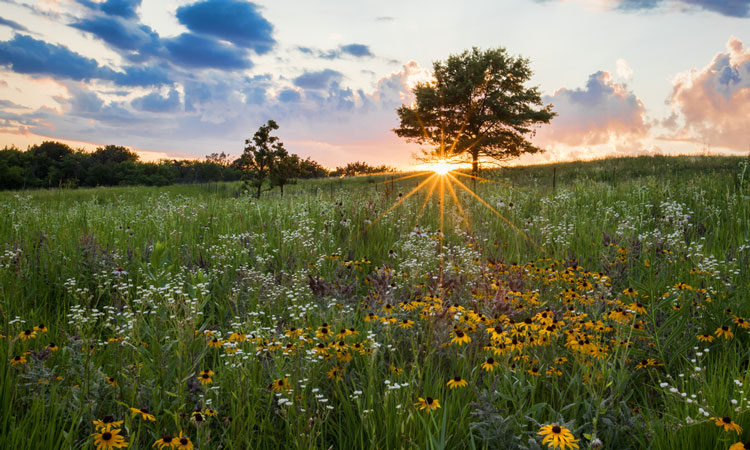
(0, 141), (396, 191)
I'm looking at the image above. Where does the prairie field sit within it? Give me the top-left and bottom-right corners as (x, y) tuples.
(1, 155), (750, 450)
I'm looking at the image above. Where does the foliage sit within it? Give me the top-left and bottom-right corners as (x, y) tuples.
(330, 161), (396, 177)
(393, 47), (555, 174)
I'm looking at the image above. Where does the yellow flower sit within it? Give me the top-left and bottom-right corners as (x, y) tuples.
(153, 435), (176, 449)
(92, 428), (129, 450)
(198, 369), (214, 385)
(130, 407), (156, 421)
(10, 355), (26, 366)
(93, 416), (123, 432)
(270, 377), (290, 392)
(414, 397), (440, 412)
(399, 319), (414, 329)
(729, 442), (750, 450)
(174, 431), (194, 450)
(18, 329), (36, 340)
(715, 326), (734, 340)
(207, 338), (224, 348)
(328, 366), (344, 381)
(450, 330), (471, 346)
(733, 317), (750, 329)
(446, 376), (467, 389)
(538, 424), (579, 450)
(34, 324), (48, 333)
(481, 357), (499, 372)
(714, 416), (743, 435)
(697, 333), (715, 342)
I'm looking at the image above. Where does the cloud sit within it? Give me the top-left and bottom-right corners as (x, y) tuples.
(131, 88), (181, 113)
(536, 71), (649, 146)
(293, 69), (343, 90)
(340, 44), (373, 58)
(0, 16), (29, 32)
(164, 33), (252, 70)
(71, 15), (161, 54)
(176, 0), (275, 54)
(544, 0), (750, 17)
(666, 36), (750, 151)
(375, 16), (395, 21)
(76, 0), (142, 19)
(0, 34), (169, 86)
(278, 88), (301, 103)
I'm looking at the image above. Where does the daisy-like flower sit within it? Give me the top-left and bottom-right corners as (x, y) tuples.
(481, 357), (499, 372)
(697, 333), (715, 342)
(174, 431), (194, 450)
(446, 376), (468, 389)
(198, 369), (214, 385)
(622, 288), (638, 297)
(203, 408), (218, 416)
(399, 319), (414, 329)
(19, 329), (36, 340)
(733, 317), (750, 329)
(729, 443), (750, 450)
(47, 342), (59, 352)
(153, 435), (175, 449)
(34, 324), (48, 333)
(270, 377), (290, 392)
(93, 416), (123, 432)
(450, 330), (471, 346)
(207, 338), (223, 348)
(10, 355), (26, 366)
(715, 326), (734, 340)
(714, 416), (743, 434)
(538, 424), (579, 450)
(327, 366), (344, 381)
(414, 397), (441, 412)
(628, 302), (647, 314)
(130, 407), (156, 421)
(92, 428), (129, 450)
(105, 376), (117, 387)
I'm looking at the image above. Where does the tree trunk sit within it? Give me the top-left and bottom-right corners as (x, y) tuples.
(256, 183), (261, 199)
(280, 183), (284, 197)
(472, 153), (479, 177)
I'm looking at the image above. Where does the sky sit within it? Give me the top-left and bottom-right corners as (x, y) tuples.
(1, 0), (750, 169)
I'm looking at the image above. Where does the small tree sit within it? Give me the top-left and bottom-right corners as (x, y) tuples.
(393, 47), (555, 175)
(239, 120), (288, 198)
(270, 153), (302, 197)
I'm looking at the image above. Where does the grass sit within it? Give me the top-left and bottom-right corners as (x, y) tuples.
(0, 154), (749, 449)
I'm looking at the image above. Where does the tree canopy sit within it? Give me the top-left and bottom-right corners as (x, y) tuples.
(393, 47), (555, 174)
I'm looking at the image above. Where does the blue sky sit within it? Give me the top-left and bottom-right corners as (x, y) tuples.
(1, 0), (749, 168)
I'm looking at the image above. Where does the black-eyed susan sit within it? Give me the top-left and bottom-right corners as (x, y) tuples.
(46, 342), (59, 352)
(34, 324), (48, 333)
(270, 377), (290, 392)
(174, 431), (194, 450)
(399, 319), (414, 329)
(414, 397), (440, 412)
(446, 376), (468, 389)
(153, 435), (175, 449)
(207, 338), (223, 348)
(130, 407), (156, 421)
(734, 317), (750, 329)
(729, 442), (750, 450)
(697, 333), (715, 342)
(327, 366), (344, 381)
(715, 326), (734, 340)
(10, 355), (26, 366)
(481, 357), (499, 372)
(93, 416), (123, 432)
(198, 369), (214, 385)
(203, 408), (218, 417)
(105, 376), (117, 387)
(538, 424), (579, 450)
(19, 329), (36, 341)
(714, 416), (743, 434)
(390, 365), (403, 375)
(450, 329), (471, 346)
(92, 428), (128, 449)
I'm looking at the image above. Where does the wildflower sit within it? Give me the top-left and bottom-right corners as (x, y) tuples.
(628, 302), (647, 314)
(153, 436), (175, 449)
(207, 338), (223, 348)
(174, 431), (194, 450)
(481, 357), (499, 372)
(198, 370), (214, 385)
(446, 376), (468, 389)
(399, 319), (414, 329)
(92, 428), (129, 449)
(270, 377), (290, 392)
(414, 397), (440, 412)
(528, 366), (541, 376)
(130, 407), (156, 421)
(729, 443), (750, 450)
(19, 329), (36, 340)
(714, 416), (743, 434)
(622, 288), (638, 297)
(538, 424), (579, 450)
(10, 355), (26, 366)
(106, 377), (118, 387)
(34, 324), (48, 333)
(697, 333), (715, 342)
(93, 416), (123, 431)
(450, 330), (471, 346)
(390, 365), (403, 375)
(203, 408), (218, 416)
(715, 326), (734, 340)
(47, 342), (59, 352)
(733, 317), (750, 329)
(328, 367), (344, 381)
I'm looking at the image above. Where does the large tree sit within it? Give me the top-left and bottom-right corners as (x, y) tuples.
(393, 47), (555, 175)
(239, 120), (288, 198)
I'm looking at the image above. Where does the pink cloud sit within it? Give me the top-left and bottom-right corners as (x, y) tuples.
(667, 37), (750, 152)
(535, 71), (649, 147)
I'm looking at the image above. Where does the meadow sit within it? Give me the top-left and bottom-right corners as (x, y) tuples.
(1, 155), (749, 450)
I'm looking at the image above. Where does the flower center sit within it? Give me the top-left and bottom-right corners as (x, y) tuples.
(552, 426), (561, 434)
(181, 438), (188, 445)
(426, 397), (434, 404)
(723, 416), (732, 423)
(102, 432), (112, 440)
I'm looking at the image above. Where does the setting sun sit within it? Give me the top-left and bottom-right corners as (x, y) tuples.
(430, 162), (453, 175)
